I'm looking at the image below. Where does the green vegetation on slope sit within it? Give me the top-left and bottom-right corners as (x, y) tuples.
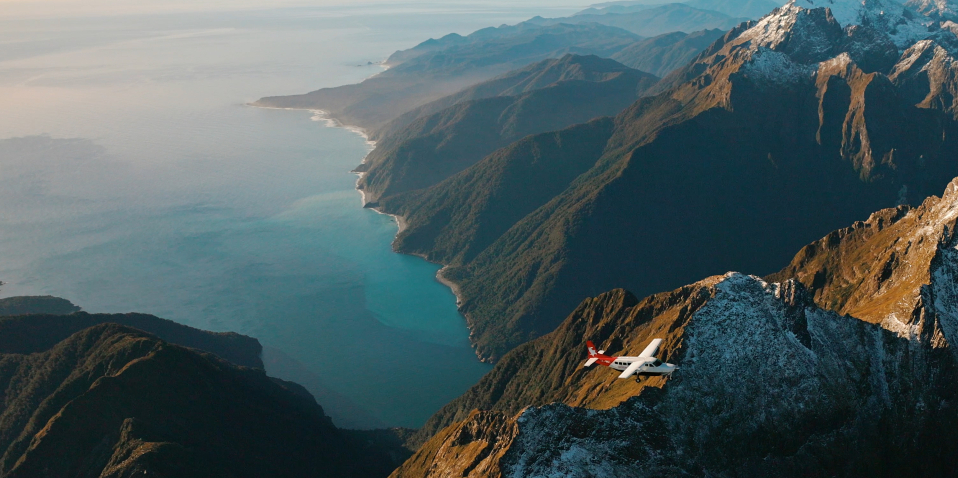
(381, 118), (615, 266)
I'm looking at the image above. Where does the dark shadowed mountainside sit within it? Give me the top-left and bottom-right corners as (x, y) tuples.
(379, 1), (958, 360)
(611, 28), (726, 76)
(392, 178), (958, 476)
(0, 311), (263, 369)
(254, 23), (640, 132)
(0, 324), (406, 477)
(380, 118), (615, 267)
(357, 55), (658, 204)
(0, 296), (80, 316)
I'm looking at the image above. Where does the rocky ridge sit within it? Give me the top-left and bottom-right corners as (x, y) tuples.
(768, 174), (958, 341)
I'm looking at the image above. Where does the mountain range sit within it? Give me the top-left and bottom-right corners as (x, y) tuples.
(254, 5), (759, 133)
(375, 0), (958, 361)
(610, 28), (726, 76)
(255, 22), (641, 132)
(527, 3), (748, 37)
(356, 54), (659, 205)
(585, 0), (781, 19)
(11, 0), (958, 474)
(391, 173), (958, 478)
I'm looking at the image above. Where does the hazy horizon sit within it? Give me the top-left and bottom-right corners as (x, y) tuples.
(0, 1), (589, 428)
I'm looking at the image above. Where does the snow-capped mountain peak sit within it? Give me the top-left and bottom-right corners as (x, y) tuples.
(785, 0), (937, 47)
(790, 0), (871, 26)
(907, 0), (958, 20)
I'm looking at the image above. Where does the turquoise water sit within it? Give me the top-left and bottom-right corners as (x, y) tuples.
(0, 3), (579, 428)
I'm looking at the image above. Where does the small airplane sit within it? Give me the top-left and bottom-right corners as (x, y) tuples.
(583, 338), (677, 379)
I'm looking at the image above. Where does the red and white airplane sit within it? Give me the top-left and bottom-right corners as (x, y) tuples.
(584, 339), (677, 379)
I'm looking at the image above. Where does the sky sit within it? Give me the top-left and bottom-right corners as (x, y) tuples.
(0, 0), (592, 18)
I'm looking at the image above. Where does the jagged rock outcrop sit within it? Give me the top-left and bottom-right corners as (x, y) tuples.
(390, 410), (518, 478)
(399, 274), (958, 476)
(382, 0), (958, 361)
(768, 176), (958, 343)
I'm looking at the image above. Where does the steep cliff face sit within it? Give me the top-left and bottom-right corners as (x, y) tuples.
(398, 178), (958, 476)
(768, 176), (958, 342)
(499, 278), (958, 477)
(0, 324), (402, 478)
(385, 0), (958, 361)
(389, 410), (518, 478)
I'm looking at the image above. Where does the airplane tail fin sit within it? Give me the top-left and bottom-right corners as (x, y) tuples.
(586, 340), (598, 357)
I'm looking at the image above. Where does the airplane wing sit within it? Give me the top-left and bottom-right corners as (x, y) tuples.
(639, 338), (663, 358)
(618, 361), (644, 379)
(584, 358), (598, 367)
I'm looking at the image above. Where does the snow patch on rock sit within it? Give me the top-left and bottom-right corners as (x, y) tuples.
(742, 48), (817, 83)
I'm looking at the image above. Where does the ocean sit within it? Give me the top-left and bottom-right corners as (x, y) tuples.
(0, 1), (579, 428)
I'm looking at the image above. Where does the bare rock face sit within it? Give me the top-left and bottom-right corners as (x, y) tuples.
(397, 178), (958, 477)
(390, 410), (518, 478)
(770, 177), (958, 344)
(401, 275), (958, 477)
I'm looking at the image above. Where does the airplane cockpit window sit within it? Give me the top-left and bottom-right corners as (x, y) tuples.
(651, 359), (662, 367)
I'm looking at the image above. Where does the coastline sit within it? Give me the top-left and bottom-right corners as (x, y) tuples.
(248, 101), (470, 337)
(435, 266), (463, 307)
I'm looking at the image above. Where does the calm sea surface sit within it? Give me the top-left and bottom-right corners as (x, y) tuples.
(0, 2), (578, 428)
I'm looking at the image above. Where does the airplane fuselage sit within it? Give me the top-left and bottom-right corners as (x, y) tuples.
(606, 356), (676, 376)
(585, 339), (677, 379)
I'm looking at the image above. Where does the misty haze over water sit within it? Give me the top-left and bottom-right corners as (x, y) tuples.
(0, 1), (578, 428)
